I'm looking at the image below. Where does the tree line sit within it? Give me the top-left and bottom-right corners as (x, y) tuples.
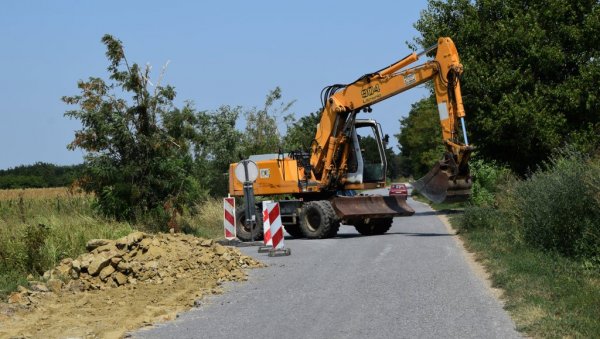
(0, 163), (83, 189)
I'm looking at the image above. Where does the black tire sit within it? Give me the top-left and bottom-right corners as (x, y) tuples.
(353, 218), (393, 236)
(283, 224), (304, 238)
(320, 201), (341, 238)
(235, 208), (263, 242)
(299, 200), (338, 239)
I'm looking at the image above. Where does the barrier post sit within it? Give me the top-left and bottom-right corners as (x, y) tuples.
(223, 197), (236, 240)
(267, 202), (291, 257)
(258, 200), (273, 253)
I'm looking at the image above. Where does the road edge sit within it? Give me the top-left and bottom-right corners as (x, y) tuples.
(435, 213), (506, 302)
(410, 199), (506, 303)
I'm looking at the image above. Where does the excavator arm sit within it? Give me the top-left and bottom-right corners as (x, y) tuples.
(227, 37), (473, 240)
(310, 37), (473, 202)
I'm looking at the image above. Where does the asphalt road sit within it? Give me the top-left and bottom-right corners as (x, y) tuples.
(134, 192), (520, 339)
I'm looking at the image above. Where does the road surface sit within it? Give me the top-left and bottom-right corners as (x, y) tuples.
(134, 193), (519, 338)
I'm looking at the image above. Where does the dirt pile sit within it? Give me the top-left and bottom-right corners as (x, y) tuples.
(0, 232), (263, 338)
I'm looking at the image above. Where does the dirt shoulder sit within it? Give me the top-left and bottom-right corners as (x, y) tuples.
(0, 232), (263, 339)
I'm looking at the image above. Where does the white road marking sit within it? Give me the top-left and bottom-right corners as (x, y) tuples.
(374, 244), (393, 263)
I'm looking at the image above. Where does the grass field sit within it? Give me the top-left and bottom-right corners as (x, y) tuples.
(0, 187), (85, 200)
(0, 187), (224, 298)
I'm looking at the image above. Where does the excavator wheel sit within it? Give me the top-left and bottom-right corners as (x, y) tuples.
(326, 216), (341, 238)
(283, 224), (304, 238)
(299, 200), (339, 239)
(353, 218), (393, 236)
(319, 200), (341, 238)
(235, 208), (263, 242)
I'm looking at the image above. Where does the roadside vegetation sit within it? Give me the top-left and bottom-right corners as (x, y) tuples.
(0, 189), (131, 297)
(406, 1), (600, 336)
(451, 150), (600, 337)
(0, 188), (226, 298)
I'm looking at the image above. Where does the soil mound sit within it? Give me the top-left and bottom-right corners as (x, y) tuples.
(0, 232), (263, 338)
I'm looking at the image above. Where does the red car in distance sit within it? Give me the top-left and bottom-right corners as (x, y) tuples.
(389, 183), (408, 200)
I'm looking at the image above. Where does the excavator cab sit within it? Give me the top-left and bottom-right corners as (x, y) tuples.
(345, 119), (387, 185)
(331, 118), (415, 223)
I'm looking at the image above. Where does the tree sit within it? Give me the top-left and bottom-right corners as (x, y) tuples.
(395, 98), (446, 178)
(193, 105), (245, 197)
(283, 110), (321, 151)
(243, 87), (295, 156)
(63, 35), (201, 221)
(413, 0), (600, 174)
(384, 145), (404, 181)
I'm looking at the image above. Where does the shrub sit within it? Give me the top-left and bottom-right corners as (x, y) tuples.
(508, 150), (600, 259)
(469, 157), (513, 207)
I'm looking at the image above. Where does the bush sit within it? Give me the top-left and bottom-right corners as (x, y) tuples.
(508, 150), (600, 259)
(469, 158), (513, 207)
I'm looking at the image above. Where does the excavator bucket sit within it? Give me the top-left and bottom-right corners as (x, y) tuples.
(331, 195), (415, 220)
(413, 162), (472, 203)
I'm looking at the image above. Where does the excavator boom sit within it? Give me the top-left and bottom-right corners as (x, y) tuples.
(312, 37), (472, 203)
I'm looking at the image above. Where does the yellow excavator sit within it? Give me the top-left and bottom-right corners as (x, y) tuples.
(229, 37), (473, 240)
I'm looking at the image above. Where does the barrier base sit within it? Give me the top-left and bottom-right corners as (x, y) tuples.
(268, 247), (291, 257)
(217, 239), (263, 247)
(257, 245), (272, 253)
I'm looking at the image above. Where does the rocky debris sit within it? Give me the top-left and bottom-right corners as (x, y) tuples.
(86, 238), (111, 251)
(46, 279), (63, 293)
(20, 231), (262, 297)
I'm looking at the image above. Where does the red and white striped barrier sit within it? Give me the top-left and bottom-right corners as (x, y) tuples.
(223, 197), (236, 240)
(262, 201), (273, 246)
(267, 202), (284, 250)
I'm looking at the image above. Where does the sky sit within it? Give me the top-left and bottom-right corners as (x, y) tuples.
(0, 0), (430, 170)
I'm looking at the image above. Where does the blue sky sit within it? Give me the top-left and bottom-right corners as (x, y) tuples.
(0, 0), (430, 169)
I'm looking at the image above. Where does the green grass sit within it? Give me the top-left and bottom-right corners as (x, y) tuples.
(0, 192), (133, 297)
(455, 216), (600, 337)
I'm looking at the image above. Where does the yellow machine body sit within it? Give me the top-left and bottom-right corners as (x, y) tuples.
(228, 37), (473, 240)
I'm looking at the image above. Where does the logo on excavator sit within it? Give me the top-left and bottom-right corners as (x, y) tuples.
(404, 73), (417, 86)
(260, 168), (270, 179)
(361, 84), (381, 103)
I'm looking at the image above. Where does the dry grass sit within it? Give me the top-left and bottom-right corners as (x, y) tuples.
(182, 198), (227, 239)
(0, 187), (86, 201)
(0, 188), (228, 298)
